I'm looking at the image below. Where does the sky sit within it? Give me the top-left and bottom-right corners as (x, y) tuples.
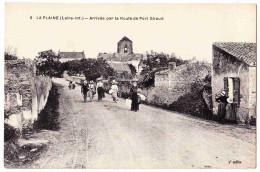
(5, 3), (256, 62)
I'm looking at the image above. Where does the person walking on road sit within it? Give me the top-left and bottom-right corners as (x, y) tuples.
(111, 80), (118, 103)
(69, 81), (73, 90)
(130, 80), (140, 112)
(88, 80), (95, 101)
(72, 81), (76, 89)
(97, 79), (104, 101)
(81, 80), (89, 103)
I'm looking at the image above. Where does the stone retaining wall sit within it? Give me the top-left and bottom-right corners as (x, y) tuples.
(4, 59), (52, 132)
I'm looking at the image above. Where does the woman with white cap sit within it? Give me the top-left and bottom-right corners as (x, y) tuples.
(215, 89), (228, 123)
(88, 80), (95, 101)
(111, 80), (118, 103)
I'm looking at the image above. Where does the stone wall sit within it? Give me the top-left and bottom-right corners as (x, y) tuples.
(4, 59), (52, 132)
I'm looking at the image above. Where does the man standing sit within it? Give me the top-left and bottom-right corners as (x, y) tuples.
(81, 80), (89, 103)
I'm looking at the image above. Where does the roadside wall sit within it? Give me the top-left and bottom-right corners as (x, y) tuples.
(4, 59), (52, 132)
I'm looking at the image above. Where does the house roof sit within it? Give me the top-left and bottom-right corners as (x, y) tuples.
(213, 42), (256, 66)
(59, 51), (86, 59)
(118, 36), (132, 43)
(108, 62), (131, 73)
(132, 53), (143, 60)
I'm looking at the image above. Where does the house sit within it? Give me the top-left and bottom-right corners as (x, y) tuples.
(155, 61), (210, 90)
(108, 62), (132, 79)
(58, 51), (86, 63)
(212, 42), (256, 123)
(98, 36), (144, 76)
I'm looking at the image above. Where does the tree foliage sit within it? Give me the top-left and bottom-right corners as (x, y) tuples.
(36, 50), (62, 77)
(5, 46), (18, 60)
(140, 53), (186, 88)
(62, 58), (115, 81)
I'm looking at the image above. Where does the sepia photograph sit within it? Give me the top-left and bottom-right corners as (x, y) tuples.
(3, 2), (257, 169)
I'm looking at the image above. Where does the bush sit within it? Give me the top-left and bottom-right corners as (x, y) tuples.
(142, 78), (213, 120)
(168, 82), (213, 119)
(4, 124), (20, 142)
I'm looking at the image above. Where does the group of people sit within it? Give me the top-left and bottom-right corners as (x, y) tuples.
(108, 79), (140, 112)
(80, 79), (105, 103)
(215, 89), (240, 123)
(71, 78), (141, 112)
(68, 81), (76, 89)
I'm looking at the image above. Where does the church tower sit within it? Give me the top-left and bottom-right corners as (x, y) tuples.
(117, 36), (133, 54)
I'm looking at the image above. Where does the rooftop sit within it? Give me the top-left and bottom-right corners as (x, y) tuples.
(118, 36), (132, 43)
(59, 51), (86, 59)
(213, 42), (256, 66)
(108, 62), (131, 73)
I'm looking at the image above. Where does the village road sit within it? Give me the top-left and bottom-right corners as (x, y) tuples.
(28, 78), (256, 169)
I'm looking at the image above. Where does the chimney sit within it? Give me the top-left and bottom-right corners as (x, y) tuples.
(169, 62), (176, 71)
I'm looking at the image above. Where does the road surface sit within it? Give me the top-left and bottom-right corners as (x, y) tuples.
(28, 78), (256, 169)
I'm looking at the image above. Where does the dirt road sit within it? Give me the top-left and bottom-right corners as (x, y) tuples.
(28, 78), (256, 169)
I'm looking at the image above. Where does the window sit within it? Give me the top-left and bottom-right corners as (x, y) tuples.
(124, 45), (128, 53)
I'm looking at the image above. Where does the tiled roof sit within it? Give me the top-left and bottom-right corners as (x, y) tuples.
(59, 51), (86, 59)
(213, 42), (256, 66)
(108, 62), (131, 73)
(132, 54), (143, 60)
(118, 36), (132, 43)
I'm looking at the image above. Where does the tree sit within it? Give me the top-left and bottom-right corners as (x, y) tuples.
(62, 58), (115, 81)
(36, 50), (62, 77)
(5, 46), (18, 60)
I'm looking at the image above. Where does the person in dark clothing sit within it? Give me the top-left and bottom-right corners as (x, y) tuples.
(130, 81), (139, 112)
(215, 90), (228, 123)
(69, 81), (73, 89)
(96, 80), (104, 101)
(81, 80), (89, 103)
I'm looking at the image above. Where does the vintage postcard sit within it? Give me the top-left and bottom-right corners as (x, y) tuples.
(4, 3), (256, 169)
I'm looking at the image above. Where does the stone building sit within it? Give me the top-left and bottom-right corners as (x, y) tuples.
(155, 61), (210, 90)
(59, 51), (86, 63)
(212, 42), (256, 123)
(98, 36), (145, 77)
(117, 36), (133, 54)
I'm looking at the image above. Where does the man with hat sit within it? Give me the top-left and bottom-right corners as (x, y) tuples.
(81, 80), (89, 103)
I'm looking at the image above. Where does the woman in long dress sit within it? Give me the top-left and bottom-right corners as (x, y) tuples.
(96, 80), (104, 101)
(215, 90), (228, 123)
(130, 81), (139, 112)
(111, 81), (118, 103)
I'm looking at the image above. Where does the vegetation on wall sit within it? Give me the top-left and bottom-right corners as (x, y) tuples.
(140, 53), (186, 88)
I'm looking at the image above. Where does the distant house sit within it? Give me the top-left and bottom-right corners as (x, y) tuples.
(212, 42), (256, 123)
(58, 51), (86, 63)
(155, 60), (210, 89)
(98, 36), (144, 76)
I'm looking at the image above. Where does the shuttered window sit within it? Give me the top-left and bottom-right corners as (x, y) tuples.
(223, 77), (240, 107)
(224, 77), (228, 97)
(233, 77), (240, 107)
